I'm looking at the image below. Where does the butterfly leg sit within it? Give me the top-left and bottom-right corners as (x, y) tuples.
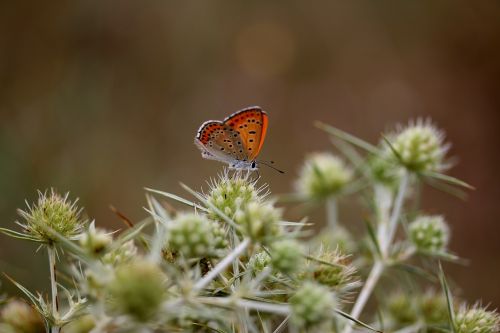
(251, 169), (260, 183)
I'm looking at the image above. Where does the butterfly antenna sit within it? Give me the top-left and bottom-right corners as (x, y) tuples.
(259, 160), (285, 174)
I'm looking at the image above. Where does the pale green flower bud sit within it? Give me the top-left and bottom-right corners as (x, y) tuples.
(367, 154), (400, 187)
(385, 292), (418, 326)
(409, 215), (450, 253)
(169, 213), (215, 258)
(419, 290), (448, 326)
(307, 249), (357, 290)
(390, 119), (448, 173)
(248, 251), (271, 274)
(17, 189), (84, 245)
(234, 201), (281, 244)
(270, 239), (303, 275)
(290, 282), (337, 329)
(206, 173), (262, 220)
(107, 260), (168, 322)
(210, 220), (228, 250)
(296, 153), (353, 200)
(102, 240), (137, 265)
(79, 222), (112, 256)
(455, 305), (500, 333)
(62, 315), (96, 333)
(313, 226), (356, 254)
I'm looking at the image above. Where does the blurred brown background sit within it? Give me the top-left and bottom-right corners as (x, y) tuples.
(1, 1), (499, 306)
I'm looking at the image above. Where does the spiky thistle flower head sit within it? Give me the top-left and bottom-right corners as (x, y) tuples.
(102, 240), (137, 266)
(248, 251), (272, 274)
(388, 119), (449, 173)
(409, 215), (450, 253)
(61, 315), (96, 333)
(385, 292), (419, 326)
(306, 248), (358, 291)
(107, 260), (168, 322)
(455, 304), (500, 333)
(296, 152), (353, 200)
(234, 201), (282, 245)
(204, 170), (267, 220)
(290, 282), (337, 329)
(367, 153), (401, 187)
(168, 213), (216, 258)
(419, 289), (449, 326)
(313, 226), (356, 255)
(79, 222), (113, 257)
(269, 239), (303, 275)
(17, 189), (85, 245)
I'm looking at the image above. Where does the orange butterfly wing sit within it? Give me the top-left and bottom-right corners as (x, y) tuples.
(223, 107), (268, 161)
(196, 121), (247, 161)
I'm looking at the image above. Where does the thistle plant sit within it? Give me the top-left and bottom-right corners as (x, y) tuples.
(167, 213), (216, 258)
(107, 260), (168, 322)
(0, 118), (496, 333)
(455, 304), (500, 333)
(1, 189), (87, 333)
(296, 152), (353, 229)
(409, 215), (450, 253)
(296, 152), (353, 200)
(290, 282), (338, 330)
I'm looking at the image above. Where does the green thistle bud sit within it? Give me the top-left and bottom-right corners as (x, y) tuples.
(455, 304), (500, 333)
(386, 292), (418, 326)
(62, 314), (95, 333)
(234, 201), (281, 244)
(313, 226), (356, 254)
(205, 172), (263, 220)
(102, 240), (137, 265)
(270, 239), (303, 275)
(1, 299), (44, 333)
(210, 220), (228, 250)
(107, 260), (168, 322)
(290, 282), (337, 329)
(308, 249), (357, 290)
(17, 189), (84, 245)
(169, 213), (215, 258)
(248, 251), (271, 274)
(419, 290), (448, 326)
(296, 153), (353, 200)
(409, 215), (450, 253)
(79, 222), (112, 256)
(389, 119), (448, 173)
(367, 154), (400, 187)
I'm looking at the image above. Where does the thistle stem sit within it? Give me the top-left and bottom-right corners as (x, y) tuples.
(249, 266), (272, 291)
(193, 238), (250, 292)
(343, 172), (409, 333)
(197, 296), (290, 315)
(48, 246), (59, 333)
(326, 197), (338, 230)
(383, 171), (409, 256)
(342, 260), (384, 333)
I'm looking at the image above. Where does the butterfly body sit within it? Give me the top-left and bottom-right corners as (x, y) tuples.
(195, 106), (268, 170)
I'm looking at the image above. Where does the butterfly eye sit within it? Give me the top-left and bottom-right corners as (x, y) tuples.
(251, 161), (257, 169)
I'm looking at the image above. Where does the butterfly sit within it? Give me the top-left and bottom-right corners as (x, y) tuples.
(195, 106), (282, 172)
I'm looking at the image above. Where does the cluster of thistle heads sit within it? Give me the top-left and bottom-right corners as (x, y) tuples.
(0, 119), (498, 333)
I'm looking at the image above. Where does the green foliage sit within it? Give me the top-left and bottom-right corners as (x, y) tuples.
(0, 118), (496, 333)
